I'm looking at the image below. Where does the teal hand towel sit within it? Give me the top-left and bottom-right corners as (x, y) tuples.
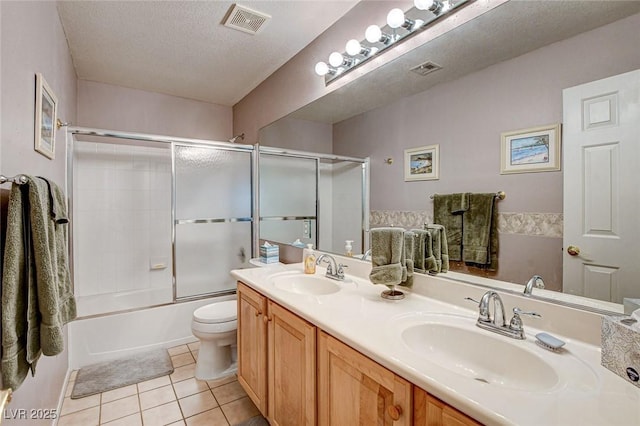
(410, 230), (428, 273)
(427, 224), (449, 273)
(450, 193), (469, 214)
(433, 194), (463, 260)
(369, 228), (404, 287)
(400, 231), (415, 288)
(462, 193), (498, 270)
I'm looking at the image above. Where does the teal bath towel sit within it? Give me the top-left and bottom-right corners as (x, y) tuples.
(369, 227), (404, 287)
(433, 194), (466, 261)
(462, 193), (498, 270)
(1, 177), (77, 390)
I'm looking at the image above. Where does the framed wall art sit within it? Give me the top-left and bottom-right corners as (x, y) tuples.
(404, 144), (439, 181)
(34, 73), (58, 159)
(500, 124), (561, 174)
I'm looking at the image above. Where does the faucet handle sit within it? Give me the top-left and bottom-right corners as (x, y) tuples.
(465, 297), (490, 322)
(337, 263), (348, 278)
(513, 307), (542, 318)
(509, 307), (542, 333)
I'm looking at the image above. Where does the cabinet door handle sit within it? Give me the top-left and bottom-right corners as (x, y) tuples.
(255, 310), (262, 317)
(263, 316), (272, 324)
(388, 404), (402, 421)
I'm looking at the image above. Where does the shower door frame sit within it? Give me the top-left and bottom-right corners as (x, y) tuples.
(65, 127), (258, 318)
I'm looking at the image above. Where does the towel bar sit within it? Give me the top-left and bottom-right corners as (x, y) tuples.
(430, 191), (505, 200)
(0, 174), (28, 185)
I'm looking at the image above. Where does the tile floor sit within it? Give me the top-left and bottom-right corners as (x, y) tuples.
(58, 341), (261, 426)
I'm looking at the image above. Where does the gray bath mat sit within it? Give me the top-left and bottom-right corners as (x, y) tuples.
(71, 348), (174, 399)
(236, 416), (269, 426)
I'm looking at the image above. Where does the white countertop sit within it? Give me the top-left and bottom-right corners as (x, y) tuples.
(231, 261), (640, 426)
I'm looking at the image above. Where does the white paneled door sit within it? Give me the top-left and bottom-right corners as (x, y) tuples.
(562, 69), (640, 303)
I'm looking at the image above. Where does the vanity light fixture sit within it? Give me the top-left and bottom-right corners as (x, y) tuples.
(365, 25), (392, 45)
(345, 39), (377, 57)
(314, 0), (469, 84)
(387, 8), (424, 32)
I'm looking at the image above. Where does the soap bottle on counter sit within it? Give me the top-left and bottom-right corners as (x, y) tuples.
(303, 244), (316, 274)
(345, 240), (354, 257)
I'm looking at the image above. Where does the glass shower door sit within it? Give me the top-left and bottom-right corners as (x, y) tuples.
(173, 144), (253, 299)
(259, 153), (318, 248)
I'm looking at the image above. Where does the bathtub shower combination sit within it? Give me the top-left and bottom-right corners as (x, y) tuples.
(65, 127), (368, 369)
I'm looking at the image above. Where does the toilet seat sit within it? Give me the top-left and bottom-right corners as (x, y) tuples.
(193, 300), (237, 324)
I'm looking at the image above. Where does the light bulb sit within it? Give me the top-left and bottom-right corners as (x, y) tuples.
(365, 25), (382, 43)
(414, 0), (435, 10)
(441, 0), (452, 12)
(329, 51), (344, 67)
(387, 8), (405, 29)
(315, 61), (329, 76)
(345, 39), (362, 56)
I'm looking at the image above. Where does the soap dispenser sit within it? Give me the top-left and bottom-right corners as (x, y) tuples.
(303, 244), (316, 274)
(345, 240), (354, 257)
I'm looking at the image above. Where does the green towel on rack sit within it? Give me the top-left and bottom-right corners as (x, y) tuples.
(1, 177), (77, 391)
(411, 230), (428, 274)
(400, 231), (415, 288)
(433, 194), (465, 261)
(369, 228), (404, 287)
(462, 193), (498, 270)
(426, 224), (449, 273)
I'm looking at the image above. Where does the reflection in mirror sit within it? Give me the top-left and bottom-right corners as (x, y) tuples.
(258, 144), (368, 257)
(258, 2), (640, 314)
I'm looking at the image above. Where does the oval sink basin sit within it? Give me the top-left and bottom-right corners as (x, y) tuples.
(271, 273), (341, 296)
(401, 319), (559, 392)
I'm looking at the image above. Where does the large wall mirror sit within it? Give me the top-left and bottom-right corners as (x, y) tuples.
(259, 1), (640, 314)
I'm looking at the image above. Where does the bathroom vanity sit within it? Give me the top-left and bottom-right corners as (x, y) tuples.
(231, 256), (640, 426)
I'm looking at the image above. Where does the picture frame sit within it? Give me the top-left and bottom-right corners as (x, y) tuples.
(404, 144), (439, 181)
(34, 73), (58, 160)
(500, 124), (561, 174)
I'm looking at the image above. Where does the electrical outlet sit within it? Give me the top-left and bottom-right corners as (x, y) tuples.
(303, 219), (311, 238)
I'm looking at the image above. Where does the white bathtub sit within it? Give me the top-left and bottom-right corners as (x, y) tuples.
(68, 294), (235, 369)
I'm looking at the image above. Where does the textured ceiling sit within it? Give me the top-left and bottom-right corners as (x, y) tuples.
(57, 1), (358, 106)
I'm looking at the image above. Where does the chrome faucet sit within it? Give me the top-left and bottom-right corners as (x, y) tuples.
(316, 254), (348, 281)
(466, 291), (541, 340)
(524, 275), (545, 296)
(360, 249), (371, 260)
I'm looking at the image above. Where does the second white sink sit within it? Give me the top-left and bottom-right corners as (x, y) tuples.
(401, 318), (559, 391)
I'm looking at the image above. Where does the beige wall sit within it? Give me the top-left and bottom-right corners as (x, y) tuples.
(77, 80), (232, 141)
(259, 116), (332, 154)
(0, 1), (78, 422)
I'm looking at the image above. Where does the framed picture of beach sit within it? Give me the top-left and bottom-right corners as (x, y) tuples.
(404, 144), (439, 181)
(34, 73), (58, 160)
(500, 124), (561, 174)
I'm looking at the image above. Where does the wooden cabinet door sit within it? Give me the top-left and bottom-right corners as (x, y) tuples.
(414, 387), (482, 426)
(267, 301), (316, 426)
(237, 282), (268, 415)
(318, 331), (412, 426)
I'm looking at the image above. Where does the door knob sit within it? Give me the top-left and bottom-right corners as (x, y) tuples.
(387, 404), (402, 421)
(567, 245), (580, 256)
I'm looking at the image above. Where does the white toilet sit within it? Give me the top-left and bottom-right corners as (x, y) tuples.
(191, 300), (238, 381)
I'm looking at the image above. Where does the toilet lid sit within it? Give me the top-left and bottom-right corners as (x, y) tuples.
(193, 300), (237, 324)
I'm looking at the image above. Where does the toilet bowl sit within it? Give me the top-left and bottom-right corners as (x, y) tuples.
(191, 300), (237, 381)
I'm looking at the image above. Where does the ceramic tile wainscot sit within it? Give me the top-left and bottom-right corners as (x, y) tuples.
(231, 255), (640, 426)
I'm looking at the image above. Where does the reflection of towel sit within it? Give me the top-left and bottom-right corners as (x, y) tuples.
(411, 230), (428, 273)
(433, 194), (464, 260)
(426, 224), (449, 273)
(1, 177), (77, 391)
(369, 228), (404, 287)
(400, 231), (415, 288)
(462, 193), (498, 270)
(450, 193), (469, 214)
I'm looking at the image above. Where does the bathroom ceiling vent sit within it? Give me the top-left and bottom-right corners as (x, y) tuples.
(410, 61), (442, 76)
(223, 4), (271, 35)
